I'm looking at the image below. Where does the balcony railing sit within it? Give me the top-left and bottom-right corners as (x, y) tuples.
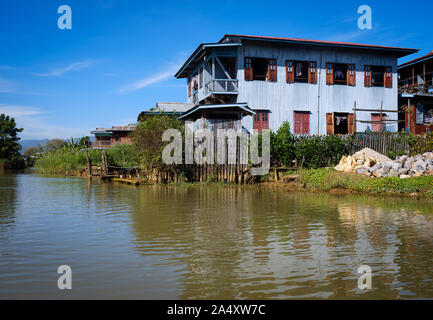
(204, 79), (239, 96)
(192, 90), (199, 104)
(399, 71), (433, 95)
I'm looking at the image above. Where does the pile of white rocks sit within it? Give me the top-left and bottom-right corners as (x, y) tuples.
(334, 148), (433, 179)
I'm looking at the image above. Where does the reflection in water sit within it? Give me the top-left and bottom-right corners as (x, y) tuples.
(0, 173), (433, 299)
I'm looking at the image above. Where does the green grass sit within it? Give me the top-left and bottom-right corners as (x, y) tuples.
(35, 144), (140, 174)
(299, 168), (433, 196)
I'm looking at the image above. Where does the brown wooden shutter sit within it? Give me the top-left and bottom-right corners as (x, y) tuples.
(262, 112), (269, 130)
(364, 65), (372, 87)
(294, 112), (310, 135)
(244, 57), (253, 81)
(348, 64), (356, 86)
(267, 59), (277, 82)
(308, 61), (317, 84)
(326, 63), (334, 85)
(286, 60), (294, 83)
(347, 113), (355, 134)
(326, 113), (334, 135)
(385, 66), (392, 88)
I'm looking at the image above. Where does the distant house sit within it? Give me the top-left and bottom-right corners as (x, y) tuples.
(398, 50), (433, 133)
(90, 126), (135, 148)
(137, 102), (193, 122)
(174, 34), (417, 134)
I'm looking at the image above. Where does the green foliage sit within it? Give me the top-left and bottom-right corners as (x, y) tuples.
(0, 113), (23, 161)
(386, 150), (406, 160)
(0, 156), (25, 170)
(294, 135), (353, 168)
(132, 114), (183, 172)
(35, 144), (139, 174)
(23, 145), (44, 157)
(105, 144), (139, 168)
(300, 168), (433, 196)
(44, 139), (66, 152)
(269, 122), (352, 168)
(406, 132), (433, 155)
(270, 121), (295, 167)
(64, 136), (90, 151)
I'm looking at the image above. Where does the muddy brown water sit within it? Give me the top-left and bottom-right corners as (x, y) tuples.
(1, 172), (433, 299)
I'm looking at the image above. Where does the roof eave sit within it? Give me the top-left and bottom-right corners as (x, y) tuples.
(175, 43), (242, 78)
(220, 34), (418, 58)
(398, 54), (433, 69)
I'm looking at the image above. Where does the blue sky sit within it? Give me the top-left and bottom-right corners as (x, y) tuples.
(1, 0), (432, 139)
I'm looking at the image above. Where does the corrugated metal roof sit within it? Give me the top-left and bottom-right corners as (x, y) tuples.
(398, 50), (433, 69)
(175, 43), (242, 78)
(155, 102), (194, 113)
(221, 34), (418, 55)
(180, 103), (254, 119)
(175, 34), (418, 78)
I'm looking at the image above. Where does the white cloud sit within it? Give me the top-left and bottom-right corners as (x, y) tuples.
(0, 104), (89, 139)
(36, 59), (98, 77)
(0, 78), (19, 93)
(117, 69), (176, 94)
(116, 56), (186, 95)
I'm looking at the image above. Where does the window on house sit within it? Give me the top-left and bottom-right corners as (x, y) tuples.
(416, 103), (433, 125)
(326, 63), (355, 86)
(253, 111), (270, 132)
(371, 66), (385, 87)
(326, 112), (355, 135)
(371, 113), (386, 132)
(245, 57), (277, 82)
(252, 58), (268, 81)
(364, 65), (392, 88)
(294, 61), (309, 83)
(294, 111), (310, 135)
(287, 60), (317, 84)
(333, 63), (348, 85)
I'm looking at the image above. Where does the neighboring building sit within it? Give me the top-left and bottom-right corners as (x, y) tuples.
(179, 103), (254, 134)
(175, 34), (418, 135)
(91, 126), (135, 148)
(137, 102), (193, 121)
(398, 50), (433, 133)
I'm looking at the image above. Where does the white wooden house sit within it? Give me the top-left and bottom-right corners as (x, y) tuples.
(175, 34), (417, 135)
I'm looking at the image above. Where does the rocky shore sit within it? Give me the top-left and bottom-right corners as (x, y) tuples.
(335, 148), (433, 179)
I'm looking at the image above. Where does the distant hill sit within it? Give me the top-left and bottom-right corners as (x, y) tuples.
(19, 139), (49, 153)
(18, 136), (95, 153)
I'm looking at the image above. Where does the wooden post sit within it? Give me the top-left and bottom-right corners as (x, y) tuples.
(408, 98), (411, 133)
(102, 149), (108, 175)
(423, 63), (426, 90)
(380, 101), (383, 133)
(86, 148), (92, 177)
(353, 101), (357, 133)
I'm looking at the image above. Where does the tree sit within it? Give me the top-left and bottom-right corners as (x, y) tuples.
(44, 139), (66, 152)
(23, 145), (43, 157)
(0, 113), (23, 160)
(132, 114), (183, 172)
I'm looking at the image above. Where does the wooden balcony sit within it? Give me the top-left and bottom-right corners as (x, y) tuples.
(399, 71), (433, 95)
(204, 79), (238, 96)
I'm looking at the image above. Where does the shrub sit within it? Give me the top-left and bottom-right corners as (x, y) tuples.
(132, 114), (184, 173)
(270, 121), (295, 167)
(269, 123), (352, 169)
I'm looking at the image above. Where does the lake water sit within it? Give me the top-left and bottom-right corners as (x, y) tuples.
(1, 172), (433, 299)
